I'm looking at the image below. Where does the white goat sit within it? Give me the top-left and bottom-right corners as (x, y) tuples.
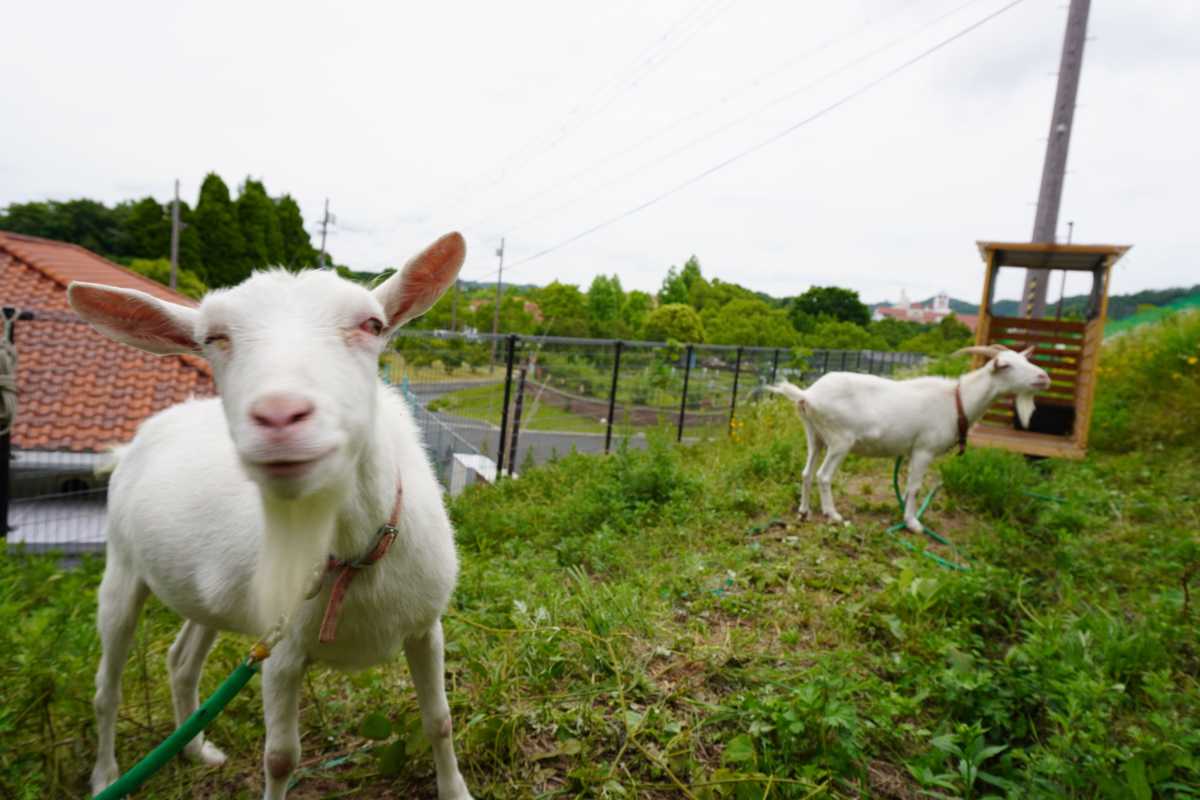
(769, 345), (1049, 534)
(69, 233), (473, 800)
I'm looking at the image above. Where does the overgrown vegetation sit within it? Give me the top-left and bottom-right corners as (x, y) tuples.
(2, 316), (1198, 798)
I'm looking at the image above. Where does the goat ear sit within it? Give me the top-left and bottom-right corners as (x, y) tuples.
(374, 232), (466, 330)
(68, 282), (199, 355)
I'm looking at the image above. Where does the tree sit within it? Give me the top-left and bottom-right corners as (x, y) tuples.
(872, 317), (930, 349)
(801, 319), (888, 350)
(236, 178), (284, 267)
(658, 255), (703, 305)
(704, 298), (799, 347)
(118, 196), (170, 259)
(898, 314), (973, 355)
(126, 258), (208, 300)
(532, 282), (589, 337)
(643, 303), (705, 343)
(194, 173), (247, 288)
(621, 290), (654, 337)
(586, 274), (624, 337)
(275, 194), (319, 269)
(791, 286), (871, 328)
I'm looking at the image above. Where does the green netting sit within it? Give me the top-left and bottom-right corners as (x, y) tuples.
(1105, 295), (1200, 337)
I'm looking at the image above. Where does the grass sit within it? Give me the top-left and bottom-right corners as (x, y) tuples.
(427, 382), (609, 435)
(3, 316), (1199, 799)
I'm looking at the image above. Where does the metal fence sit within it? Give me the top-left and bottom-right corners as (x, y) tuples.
(2, 326), (925, 553)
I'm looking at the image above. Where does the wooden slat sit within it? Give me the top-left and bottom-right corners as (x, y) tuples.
(989, 331), (1086, 348)
(988, 316), (1086, 334)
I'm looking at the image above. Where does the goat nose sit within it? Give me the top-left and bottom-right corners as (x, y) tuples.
(249, 393), (316, 431)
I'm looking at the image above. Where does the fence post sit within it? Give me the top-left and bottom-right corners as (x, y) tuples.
(770, 348), (780, 384)
(604, 340), (623, 454)
(728, 346), (743, 435)
(1, 307), (30, 538)
(495, 334), (518, 481)
(677, 344), (694, 443)
(507, 367), (527, 477)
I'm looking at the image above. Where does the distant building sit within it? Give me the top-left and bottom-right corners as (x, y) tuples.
(873, 290), (978, 332)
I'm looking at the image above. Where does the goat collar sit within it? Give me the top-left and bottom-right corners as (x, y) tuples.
(317, 484), (403, 644)
(954, 382), (969, 456)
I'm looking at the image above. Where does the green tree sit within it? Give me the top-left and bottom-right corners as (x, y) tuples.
(118, 197), (170, 259)
(468, 291), (537, 335)
(791, 286), (871, 329)
(872, 317), (930, 349)
(236, 178), (284, 268)
(275, 194), (319, 269)
(659, 255), (703, 305)
(126, 258), (208, 300)
(801, 319), (887, 350)
(704, 298), (799, 347)
(586, 274), (624, 337)
(621, 290), (654, 336)
(194, 173), (247, 287)
(532, 282), (589, 337)
(643, 303), (705, 343)
(898, 314), (973, 355)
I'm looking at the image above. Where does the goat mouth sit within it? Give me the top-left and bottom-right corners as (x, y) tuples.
(252, 449), (335, 479)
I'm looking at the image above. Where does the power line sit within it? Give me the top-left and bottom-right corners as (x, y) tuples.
(461, 0), (930, 234)
(486, 0), (989, 239)
(437, 0), (736, 212)
(480, 0), (1028, 279)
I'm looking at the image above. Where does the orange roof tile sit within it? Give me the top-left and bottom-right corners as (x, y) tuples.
(1, 231), (214, 453)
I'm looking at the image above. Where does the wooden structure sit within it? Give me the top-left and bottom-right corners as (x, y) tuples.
(968, 241), (1130, 459)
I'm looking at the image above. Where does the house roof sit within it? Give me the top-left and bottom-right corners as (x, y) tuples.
(1, 231), (214, 453)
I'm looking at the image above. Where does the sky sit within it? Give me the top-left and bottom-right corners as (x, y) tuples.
(2, 0), (1197, 304)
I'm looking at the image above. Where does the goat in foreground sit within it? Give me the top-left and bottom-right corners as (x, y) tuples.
(70, 234), (473, 800)
(769, 345), (1049, 534)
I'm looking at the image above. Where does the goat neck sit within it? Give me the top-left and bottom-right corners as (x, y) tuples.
(330, 385), (404, 561)
(955, 363), (1007, 426)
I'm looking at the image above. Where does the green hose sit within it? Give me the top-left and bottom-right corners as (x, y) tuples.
(92, 659), (261, 800)
(887, 456), (970, 572)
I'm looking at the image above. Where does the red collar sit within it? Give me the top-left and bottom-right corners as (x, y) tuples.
(955, 382), (969, 456)
(317, 484), (403, 644)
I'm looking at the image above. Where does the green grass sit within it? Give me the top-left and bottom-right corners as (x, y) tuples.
(428, 382), (610, 434)
(3, 317), (1199, 799)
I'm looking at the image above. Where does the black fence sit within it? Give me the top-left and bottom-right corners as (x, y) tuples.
(3, 326), (925, 553)
(384, 330), (926, 486)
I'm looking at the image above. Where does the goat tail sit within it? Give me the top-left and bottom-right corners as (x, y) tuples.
(94, 444), (130, 477)
(766, 381), (807, 413)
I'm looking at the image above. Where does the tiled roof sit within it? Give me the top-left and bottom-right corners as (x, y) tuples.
(1, 231), (214, 453)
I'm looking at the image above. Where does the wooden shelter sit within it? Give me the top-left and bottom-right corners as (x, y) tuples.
(967, 241), (1130, 459)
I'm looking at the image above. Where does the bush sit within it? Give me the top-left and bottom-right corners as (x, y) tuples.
(1091, 311), (1200, 451)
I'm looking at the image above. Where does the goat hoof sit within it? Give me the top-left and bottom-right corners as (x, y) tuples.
(187, 739), (227, 766)
(91, 762), (119, 794)
(797, 509), (810, 522)
(905, 520), (924, 535)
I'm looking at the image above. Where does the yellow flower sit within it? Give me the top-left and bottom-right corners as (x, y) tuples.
(1188, 356), (1198, 366)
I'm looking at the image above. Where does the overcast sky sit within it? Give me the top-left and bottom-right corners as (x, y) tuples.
(2, 0), (1197, 303)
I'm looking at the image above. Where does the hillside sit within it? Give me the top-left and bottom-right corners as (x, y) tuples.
(2, 313), (1197, 798)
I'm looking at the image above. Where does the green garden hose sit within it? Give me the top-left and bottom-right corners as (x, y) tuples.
(886, 456), (970, 572)
(91, 659), (261, 799)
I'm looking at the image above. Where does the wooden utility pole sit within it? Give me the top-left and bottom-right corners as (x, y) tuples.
(489, 237), (505, 368)
(1022, 0), (1091, 318)
(169, 179), (181, 290)
(318, 198), (334, 269)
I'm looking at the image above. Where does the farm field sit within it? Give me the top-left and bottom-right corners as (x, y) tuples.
(1, 314), (1198, 799)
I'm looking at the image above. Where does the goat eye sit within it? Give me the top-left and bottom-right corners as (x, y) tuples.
(204, 333), (230, 347)
(360, 318), (384, 336)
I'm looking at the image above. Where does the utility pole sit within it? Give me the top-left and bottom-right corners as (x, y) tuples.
(489, 237), (505, 368)
(168, 179), (181, 291)
(317, 198), (334, 269)
(1022, 0), (1091, 318)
